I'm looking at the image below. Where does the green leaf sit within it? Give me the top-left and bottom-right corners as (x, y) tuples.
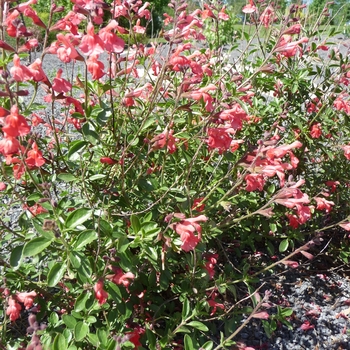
(47, 262), (66, 287)
(175, 326), (190, 334)
(87, 333), (99, 346)
(82, 123), (99, 145)
(279, 239), (289, 253)
(57, 173), (78, 182)
(52, 334), (67, 350)
(182, 298), (191, 319)
(74, 321), (89, 342)
(201, 341), (214, 350)
(184, 334), (194, 350)
(10, 245), (23, 269)
(146, 329), (157, 350)
(88, 174), (106, 181)
(97, 328), (108, 345)
(62, 315), (77, 329)
(23, 237), (52, 257)
(187, 321), (209, 332)
(130, 215), (141, 233)
(280, 308), (293, 317)
(65, 208), (92, 229)
(75, 292), (90, 312)
(68, 140), (88, 160)
(73, 230), (98, 250)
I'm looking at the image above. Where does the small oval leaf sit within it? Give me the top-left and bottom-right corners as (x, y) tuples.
(23, 237), (52, 257)
(74, 321), (89, 342)
(62, 315), (77, 329)
(73, 230), (98, 250)
(47, 262), (67, 287)
(65, 208), (92, 229)
(187, 321), (209, 331)
(10, 245), (23, 268)
(52, 333), (67, 350)
(279, 239), (289, 253)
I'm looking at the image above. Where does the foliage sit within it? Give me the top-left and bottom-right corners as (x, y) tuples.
(1, 0), (350, 349)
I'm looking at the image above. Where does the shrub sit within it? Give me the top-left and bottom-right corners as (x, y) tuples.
(1, 0), (350, 349)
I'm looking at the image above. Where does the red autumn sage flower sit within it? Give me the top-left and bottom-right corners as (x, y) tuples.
(242, 0), (257, 14)
(314, 197), (334, 213)
(6, 296), (22, 322)
(300, 320), (315, 331)
(94, 279), (108, 305)
(169, 214), (207, 252)
(16, 291), (37, 309)
(108, 267), (135, 288)
(203, 253), (218, 279)
(26, 142), (46, 168)
(310, 123), (322, 139)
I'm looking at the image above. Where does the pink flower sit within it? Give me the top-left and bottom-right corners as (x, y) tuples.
(242, 0), (256, 14)
(26, 142), (46, 168)
(0, 182), (7, 191)
(310, 123), (322, 138)
(169, 215), (207, 252)
(325, 180), (339, 193)
(314, 197), (334, 213)
(87, 54), (105, 80)
(151, 129), (177, 154)
(203, 253), (218, 279)
(52, 68), (72, 93)
(342, 145), (350, 160)
(6, 296), (22, 321)
(109, 267), (135, 288)
(79, 22), (105, 56)
(252, 311), (269, 319)
(300, 321), (315, 331)
(260, 6), (274, 28)
(16, 291), (37, 309)
(339, 222), (350, 231)
(94, 279), (108, 305)
(245, 173), (265, 192)
(98, 20), (124, 53)
(282, 260), (299, 268)
(2, 105), (31, 137)
(207, 127), (235, 154)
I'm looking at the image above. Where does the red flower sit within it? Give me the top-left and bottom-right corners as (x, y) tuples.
(94, 279), (108, 305)
(242, 0), (256, 14)
(98, 20), (124, 53)
(100, 157), (118, 165)
(0, 182), (7, 191)
(260, 6), (274, 28)
(300, 321), (315, 331)
(207, 128), (235, 154)
(80, 22), (105, 56)
(0, 136), (20, 156)
(16, 291), (37, 309)
(203, 253), (218, 279)
(6, 296), (22, 321)
(124, 326), (145, 349)
(52, 68), (72, 93)
(2, 105), (31, 137)
(87, 54), (105, 80)
(26, 142), (46, 167)
(314, 197), (334, 213)
(310, 123), (322, 138)
(151, 129), (177, 154)
(245, 173), (265, 192)
(192, 197), (205, 212)
(169, 215), (207, 252)
(109, 267), (135, 288)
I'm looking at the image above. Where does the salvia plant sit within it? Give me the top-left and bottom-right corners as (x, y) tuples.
(1, 0), (350, 349)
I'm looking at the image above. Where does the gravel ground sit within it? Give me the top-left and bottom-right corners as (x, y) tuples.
(3, 37), (350, 349)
